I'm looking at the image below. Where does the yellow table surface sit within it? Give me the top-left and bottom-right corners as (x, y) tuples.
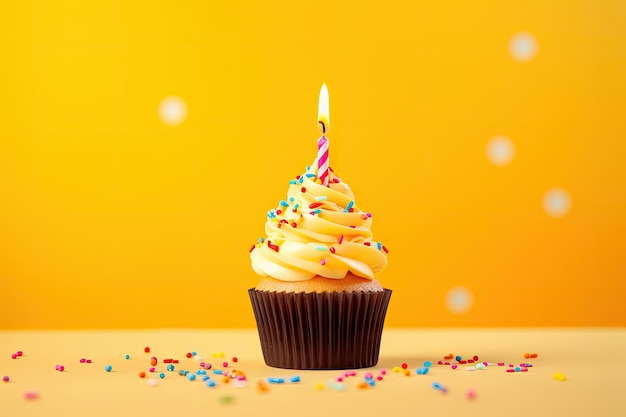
(1, 329), (624, 417)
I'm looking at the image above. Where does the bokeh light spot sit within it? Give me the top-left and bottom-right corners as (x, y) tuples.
(445, 286), (474, 315)
(543, 188), (572, 218)
(509, 32), (538, 62)
(159, 96), (188, 126)
(487, 135), (515, 166)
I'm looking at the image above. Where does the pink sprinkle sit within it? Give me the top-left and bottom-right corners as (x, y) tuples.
(380, 369), (387, 375)
(86, 359), (92, 363)
(200, 362), (205, 367)
(437, 360), (443, 365)
(16, 351), (23, 357)
(349, 371), (357, 377)
(466, 389), (477, 400)
(521, 368), (528, 372)
(11, 354), (17, 359)
(508, 364), (514, 367)
(377, 376), (383, 381)
(483, 362), (488, 366)
(149, 367), (155, 373)
(337, 377), (343, 382)
(55, 365), (64, 372)
(320, 259), (326, 265)
(365, 372), (373, 379)
(451, 364), (457, 370)
(80, 358), (86, 363)
(497, 362), (504, 366)
(343, 372), (350, 377)
(506, 369), (515, 373)
(222, 362), (229, 368)
(23, 391), (39, 400)
(236, 375), (246, 380)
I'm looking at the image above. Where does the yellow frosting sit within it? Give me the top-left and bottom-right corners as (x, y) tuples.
(250, 160), (388, 281)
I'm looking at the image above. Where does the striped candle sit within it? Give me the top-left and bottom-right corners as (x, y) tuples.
(317, 83), (330, 187)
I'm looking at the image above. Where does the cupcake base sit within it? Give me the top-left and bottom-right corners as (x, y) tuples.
(249, 288), (392, 370)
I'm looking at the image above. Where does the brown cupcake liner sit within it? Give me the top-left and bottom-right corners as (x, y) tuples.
(249, 288), (392, 370)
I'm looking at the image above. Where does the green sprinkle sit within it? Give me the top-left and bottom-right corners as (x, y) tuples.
(315, 245), (328, 251)
(315, 196), (327, 201)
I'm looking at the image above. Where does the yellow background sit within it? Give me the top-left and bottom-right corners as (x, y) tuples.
(1, 0), (624, 329)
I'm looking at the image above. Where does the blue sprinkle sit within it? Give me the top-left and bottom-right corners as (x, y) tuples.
(299, 176), (304, 184)
(346, 201), (354, 211)
(279, 200), (289, 207)
(424, 361), (432, 367)
(192, 352), (197, 356)
(377, 242), (382, 250)
(315, 196), (327, 201)
(202, 375), (210, 381)
(268, 377), (285, 384)
(289, 376), (300, 383)
(258, 237), (264, 244)
(187, 374), (196, 381)
(159, 373), (165, 379)
(124, 354), (130, 360)
(213, 370), (223, 375)
(196, 370), (206, 375)
(206, 380), (216, 387)
(455, 356), (462, 362)
(432, 382), (446, 392)
(515, 367), (521, 372)
(179, 370), (185, 375)
(289, 180), (297, 185)
(312, 209), (321, 215)
(104, 365), (112, 372)
(167, 365), (174, 372)
(289, 197), (295, 202)
(305, 173), (315, 178)
(367, 380), (375, 387)
(294, 203), (299, 210)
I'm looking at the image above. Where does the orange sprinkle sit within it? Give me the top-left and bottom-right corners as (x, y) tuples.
(256, 380), (269, 392)
(530, 353), (539, 358)
(357, 382), (369, 389)
(139, 372), (146, 378)
(404, 370), (411, 377)
(523, 352), (531, 359)
(222, 376), (230, 384)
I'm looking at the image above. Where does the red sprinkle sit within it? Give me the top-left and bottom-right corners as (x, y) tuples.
(249, 245), (256, 253)
(364, 242), (371, 246)
(459, 360), (467, 364)
(382, 246), (389, 253)
(473, 355), (479, 361)
(186, 352), (192, 358)
(338, 235), (344, 244)
(276, 209), (282, 215)
(164, 359), (173, 363)
(329, 247), (336, 254)
(467, 359), (475, 364)
(401, 363), (408, 369)
(506, 369), (515, 373)
(332, 178), (340, 183)
(361, 214), (368, 220)
(309, 202), (323, 209)
(232, 357), (238, 363)
(144, 347), (150, 353)
(173, 360), (179, 364)
(301, 187), (306, 193)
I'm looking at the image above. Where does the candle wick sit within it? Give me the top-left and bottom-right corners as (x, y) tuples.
(318, 121), (326, 134)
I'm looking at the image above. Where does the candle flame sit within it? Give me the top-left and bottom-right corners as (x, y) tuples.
(317, 83), (329, 135)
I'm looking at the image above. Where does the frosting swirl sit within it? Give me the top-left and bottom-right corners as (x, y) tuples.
(250, 161), (388, 281)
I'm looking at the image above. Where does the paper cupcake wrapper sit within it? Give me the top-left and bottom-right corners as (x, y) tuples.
(249, 288), (392, 370)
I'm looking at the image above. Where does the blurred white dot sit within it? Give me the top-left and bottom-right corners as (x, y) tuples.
(445, 286), (473, 315)
(509, 32), (538, 62)
(147, 378), (158, 387)
(159, 96), (187, 126)
(543, 188), (572, 218)
(486, 135), (515, 166)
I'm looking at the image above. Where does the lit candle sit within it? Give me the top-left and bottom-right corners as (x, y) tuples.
(317, 83), (330, 187)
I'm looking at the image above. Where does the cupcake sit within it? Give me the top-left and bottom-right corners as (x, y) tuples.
(249, 161), (391, 370)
